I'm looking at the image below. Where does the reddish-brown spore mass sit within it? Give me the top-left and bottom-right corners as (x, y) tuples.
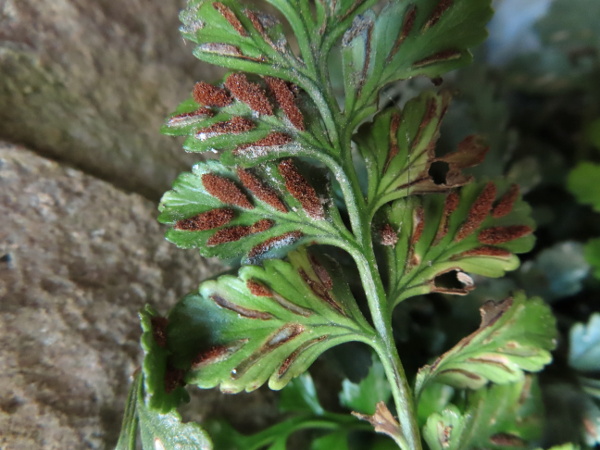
(250, 219), (274, 233)
(478, 225), (532, 244)
(164, 367), (185, 393)
(461, 247), (512, 258)
(265, 77), (305, 130)
(456, 182), (497, 241)
(198, 116), (255, 137)
(435, 191), (460, 241)
(237, 167), (287, 212)
(492, 185), (519, 218)
(168, 108), (214, 126)
(202, 173), (253, 209)
(248, 231), (303, 259)
(175, 208), (235, 231)
(206, 219), (273, 246)
(213, 2), (247, 36)
(225, 73), (273, 115)
(151, 316), (169, 348)
(206, 225), (252, 246)
(425, 0), (453, 29)
(236, 132), (292, 151)
(278, 159), (324, 220)
(193, 82), (232, 107)
(380, 223), (398, 246)
(247, 279), (272, 297)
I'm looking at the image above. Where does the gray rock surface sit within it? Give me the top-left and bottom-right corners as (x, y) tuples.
(0, 0), (221, 199)
(0, 143), (226, 449)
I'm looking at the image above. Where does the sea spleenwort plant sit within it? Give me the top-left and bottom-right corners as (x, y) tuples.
(117, 1), (562, 449)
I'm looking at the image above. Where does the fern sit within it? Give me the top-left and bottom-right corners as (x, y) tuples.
(117, 1), (559, 449)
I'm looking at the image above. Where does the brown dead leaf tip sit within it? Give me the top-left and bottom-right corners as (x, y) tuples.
(380, 223), (398, 246)
(175, 208), (235, 231)
(455, 182), (497, 241)
(164, 366), (186, 393)
(492, 184), (519, 218)
(265, 77), (305, 130)
(247, 279), (272, 297)
(193, 81), (232, 107)
(480, 297), (513, 328)
(460, 246), (512, 258)
(478, 225), (532, 244)
(278, 159), (325, 220)
(413, 49), (462, 68)
(248, 230), (303, 259)
(235, 132), (293, 154)
(225, 73), (273, 115)
(197, 116), (255, 138)
(202, 173), (253, 209)
(424, 0), (453, 29)
(213, 2), (247, 36)
(151, 316), (169, 348)
(237, 167), (288, 212)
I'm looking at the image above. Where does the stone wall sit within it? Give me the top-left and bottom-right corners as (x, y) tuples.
(0, 1), (276, 448)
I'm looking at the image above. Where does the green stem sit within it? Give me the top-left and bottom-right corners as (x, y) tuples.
(310, 28), (421, 450)
(339, 155), (421, 450)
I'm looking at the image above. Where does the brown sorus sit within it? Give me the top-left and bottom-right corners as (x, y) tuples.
(413, 49), (462, 68)
(164, 367), (185, 393)
(225, 73), (273, 115)
(384, 112), (402, 172)
(175, 208), (235, 231)
(191, 340), (248, 369)
(168, 108), (214, 126)
(456, 182), (497, 241)
(388, 4), (417, 60)
(277, 336), (327, 378)
(247, 279), (272, 297)
(478, 225), (532, 245)
(197, 116), (255, 137)
(202, 173), (253, 209)
(213, 2), (247, 36)
(151, 316), (169, 348)
(237, 167), (288, 212)
(210, 294), (273, 320)
(459, 247), (512, 258)
(264, 77), (305, 130)
(207, 225), (252, 246)
(250, 218), (274, 233)
(492, 184), (519, 218)
(193, 81), (232, 107)
(380, 223), (398, 246)
(278, 159), (324, 220)
(236, 132), (293, 152)
(206, 220), (273, 246)
(424, 0), (453, 29)
(435, 191), (460, 242)
(411, 207), (425, 244)
(248, 230), (303, 259)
